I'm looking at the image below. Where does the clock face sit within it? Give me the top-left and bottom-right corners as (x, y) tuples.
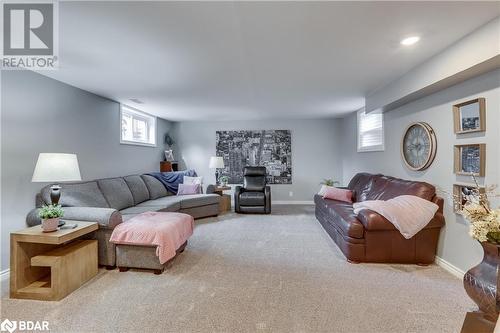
(401, 122), (437, 171)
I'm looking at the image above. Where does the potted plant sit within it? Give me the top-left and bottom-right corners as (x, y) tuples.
(38, 204), (64, 232)
(452, 175), (500, 322)
(320, 178), (339, 187)
(219, 176), (229, 187)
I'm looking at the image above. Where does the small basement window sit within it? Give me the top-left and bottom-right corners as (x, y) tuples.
(120, 105), (156, 147)
(357, 109), (384, 152)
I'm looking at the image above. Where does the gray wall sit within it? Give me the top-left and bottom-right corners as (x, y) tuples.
(173, 118), (343, 202)
(340, 69), (500, 273)
(1, 70), (173, 272)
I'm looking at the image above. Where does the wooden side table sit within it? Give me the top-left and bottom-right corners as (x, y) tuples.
(10, 221), (98, 301)
(213, 186), (231, 213)
(160, 161), (179, 172)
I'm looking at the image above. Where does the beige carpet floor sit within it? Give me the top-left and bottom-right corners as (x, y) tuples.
(1, 205), (474, 333)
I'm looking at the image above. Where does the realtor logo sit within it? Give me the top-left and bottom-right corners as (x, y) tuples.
(0, 319), (16, 333)
(0, 319), (49, 332)
(1, 1), (58, 69)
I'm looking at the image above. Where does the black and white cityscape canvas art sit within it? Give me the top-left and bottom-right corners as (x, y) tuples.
(216, 130), (292, 184)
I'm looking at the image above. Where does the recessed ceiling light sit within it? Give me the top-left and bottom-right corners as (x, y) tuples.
(129, 98), (144, 104)
(401, 36), (420, 46)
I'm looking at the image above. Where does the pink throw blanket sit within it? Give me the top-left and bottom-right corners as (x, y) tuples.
(353, 195), (439, 239)
(110, 212), (194, 264)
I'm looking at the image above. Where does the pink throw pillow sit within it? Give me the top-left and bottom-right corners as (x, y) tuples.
(323, 186), (353, 203)
(177, 184), (200, 196)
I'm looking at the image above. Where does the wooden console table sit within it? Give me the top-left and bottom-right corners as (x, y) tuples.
(213, 186), (231, 213)
(10, 221), (98, 301)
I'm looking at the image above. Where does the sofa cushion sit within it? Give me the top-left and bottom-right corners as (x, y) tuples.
(347, 173), (436, 202)
(122, 214), (137, 222)
(347, 173), (379, 202)
(124, 175), (150, 205)
(239, 192), (265, 206)
(243, 177), (266, 192)
(179, 194), (220, 209)
(98, 178), (135, 210)
(120, 206), (167, 215)
(315, 195), (364, 239)
(366, 176), (436, 202)
(41, 181), (109, 208)
(141, 175), (168, 199)
(137, 196), (182, 212)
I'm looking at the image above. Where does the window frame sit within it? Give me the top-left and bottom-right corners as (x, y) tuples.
(357, 108), (385, 153)
(120, 104), (157, 147)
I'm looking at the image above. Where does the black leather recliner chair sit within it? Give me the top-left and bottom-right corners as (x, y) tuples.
(234, 166), (271, 214)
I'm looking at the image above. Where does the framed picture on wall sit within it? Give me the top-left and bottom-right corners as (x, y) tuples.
(453, 184), (486, 212)
(453, 98), (486, 134)
(454, 144), (486, 177)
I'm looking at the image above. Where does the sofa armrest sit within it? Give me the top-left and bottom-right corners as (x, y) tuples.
(428, 212), (445, 228)
(265, 185), (271, 214)
(26, 209), (43, 227)
(26, 207), (123, 229)
(356, 209), (397, 231)
(234, 186), (243, 213)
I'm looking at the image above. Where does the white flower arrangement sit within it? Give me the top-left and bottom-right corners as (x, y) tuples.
(453, 175), (500, 244)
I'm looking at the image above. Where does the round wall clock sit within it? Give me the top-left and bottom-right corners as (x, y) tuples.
(401, 122), (437, 171)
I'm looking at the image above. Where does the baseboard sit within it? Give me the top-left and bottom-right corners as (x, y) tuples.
(0, 269), (10, 297)
(273, 201), (314, 205)
(435, 256), (465, 279)
(1, 269), (9, 282)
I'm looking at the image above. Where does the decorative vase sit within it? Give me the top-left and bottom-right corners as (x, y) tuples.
(164, 150), (174, 162)
(41, 217), (59, 232)
(463, 241), (500, 321)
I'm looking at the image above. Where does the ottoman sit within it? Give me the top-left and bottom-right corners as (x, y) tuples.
(110, 212), (194, 274)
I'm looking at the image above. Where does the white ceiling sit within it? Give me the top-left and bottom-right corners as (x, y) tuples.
(39, 1), (500, 121)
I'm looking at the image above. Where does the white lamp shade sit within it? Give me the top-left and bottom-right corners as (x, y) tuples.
(32, 153), (82, 182)
(209, 156), (225, 169)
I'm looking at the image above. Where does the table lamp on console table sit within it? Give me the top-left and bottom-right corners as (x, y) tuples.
(32, 153), (82, 205)
(209, 156), (225, 185)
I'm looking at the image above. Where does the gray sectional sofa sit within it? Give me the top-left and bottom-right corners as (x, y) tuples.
(26, 174), (220, 267)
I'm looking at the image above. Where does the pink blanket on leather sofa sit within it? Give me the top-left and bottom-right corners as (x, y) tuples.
(353, 195), (439, 239)
(109, 212), (194, 264)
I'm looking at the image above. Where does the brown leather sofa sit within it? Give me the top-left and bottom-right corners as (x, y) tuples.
(314, 173), (445, 264)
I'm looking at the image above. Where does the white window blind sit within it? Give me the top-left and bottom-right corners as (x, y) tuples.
(120, 105), (157, 147)
(357, 109), (384, 152)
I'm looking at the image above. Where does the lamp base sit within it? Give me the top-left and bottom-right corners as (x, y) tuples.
(50, 184), (61, 205)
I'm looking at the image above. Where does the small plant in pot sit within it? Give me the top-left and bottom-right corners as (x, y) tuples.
(219, 176), (229, 187)
(320, 178), (339, 187)
(38, 204), (64, 232)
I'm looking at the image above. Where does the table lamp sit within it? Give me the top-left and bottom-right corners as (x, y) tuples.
(32, 153), (82, 205)
(209, 156), (225, 185)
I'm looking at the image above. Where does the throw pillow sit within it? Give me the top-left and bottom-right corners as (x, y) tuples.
(323, 186), (353, 203)
(177, 184), (200, 196)
(183, 176), (202, 185)
(183, 176), (203, 194)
